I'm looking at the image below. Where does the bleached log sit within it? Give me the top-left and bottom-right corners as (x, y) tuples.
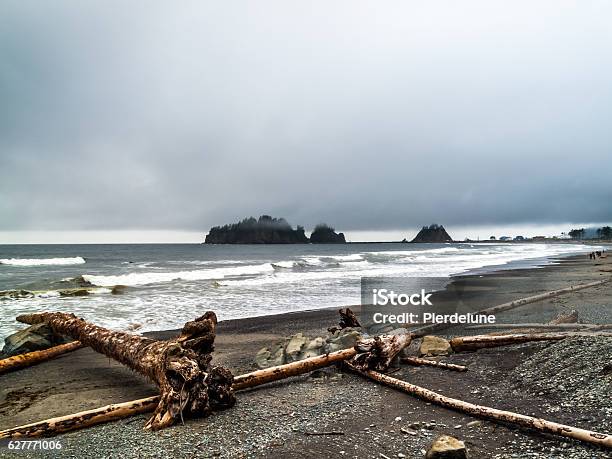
(410, 278), (611, 337)
(465, 323), (612, 331)
(233, 348), (357, 390)
(0, 397), (159, 438)
(449, 331), (612, 352)
(0, 341), (83, 375)
(400, 356), (467, 372)
(345, 363), (612, 448)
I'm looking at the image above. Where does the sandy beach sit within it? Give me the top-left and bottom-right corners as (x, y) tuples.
(1, 253), (611, 458)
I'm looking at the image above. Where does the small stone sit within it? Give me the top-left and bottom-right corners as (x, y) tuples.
(425, 435), (468, 459)
(453, 425), (462, 429)
(395, 416), (402, 422)
(398, 454), (406, 458)
(419, 336), (452, 356)
(466, 421), (481, 428)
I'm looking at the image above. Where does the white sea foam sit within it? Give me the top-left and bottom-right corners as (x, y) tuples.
(272, 261), (296, 269)
(329, 254), (364, 261)
(83, 263), (275, 286)
(0, 257), (86, 266)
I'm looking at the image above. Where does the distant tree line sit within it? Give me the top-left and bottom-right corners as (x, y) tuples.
(568, 226), (612, 240)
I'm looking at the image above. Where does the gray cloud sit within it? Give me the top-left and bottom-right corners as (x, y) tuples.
(1, 1), (611, 234)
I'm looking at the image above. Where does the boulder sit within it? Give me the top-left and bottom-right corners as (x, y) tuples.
(0, 289), (34, 299)
(71, 275), (94, 288)
(425, 435), (468, 459)
(255, 341), (287, 369)
(420, 336), (452, 356)
(285, 333), (309, 362)
(59, 288), (90, 297)
(2, 323), (69, 357)
(325, 328), (361, 353)
(549, 309), (578, 325)
(111, 285), (128, 295)
(299, 337), (325, 359)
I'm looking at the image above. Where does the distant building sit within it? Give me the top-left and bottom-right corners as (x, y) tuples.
(499, 236), (511, 241)
(532, 236), (546, 241)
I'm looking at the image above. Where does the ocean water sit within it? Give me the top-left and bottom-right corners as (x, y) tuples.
(0, 242), (598, 338)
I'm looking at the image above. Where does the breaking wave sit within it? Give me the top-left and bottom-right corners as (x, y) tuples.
(83, 263), (275, 287)
(0, 257), (86, 266)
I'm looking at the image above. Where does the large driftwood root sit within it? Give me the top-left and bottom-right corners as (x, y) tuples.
(16, 311), (235, 430)
(351, 333), (412, 371)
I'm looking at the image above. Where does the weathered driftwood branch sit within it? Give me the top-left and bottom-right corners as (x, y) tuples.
(233, 347), (357, 390)
(328, 307), (361, 333)
(400, 356), (467, 372)
(0, 332), (412, 438)
(16, 311), (235, 431)
(345, 363), (612, 448)
(0, 341), (83, 375)
(410, 278), (611, 337)
(0, 397), (160, 438)
(338, 308), (361, 328)
(449, 331), (612, 352)
(465, 323), (612, 331)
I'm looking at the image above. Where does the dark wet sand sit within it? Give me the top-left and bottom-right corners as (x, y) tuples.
(1, 253), (611, 458)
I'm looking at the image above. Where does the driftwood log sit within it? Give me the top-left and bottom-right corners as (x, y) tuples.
(0, 332), (412, 438)
(410, 278), (611, 337)
(16, 311), (235, 430)
(465, 323), (612, 331)
(233, 348), (357, 390)
(0, 397), (160, 438)
(0, 341), (83, 375)
(345, 363), (612, 448)
(400, 356), (467, 372)
(449, 331), (612, 352)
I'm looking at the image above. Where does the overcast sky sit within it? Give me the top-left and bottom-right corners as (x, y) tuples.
(1, 1), (611, 243)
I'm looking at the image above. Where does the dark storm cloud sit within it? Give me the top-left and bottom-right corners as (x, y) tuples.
(1, 1), (611, 234)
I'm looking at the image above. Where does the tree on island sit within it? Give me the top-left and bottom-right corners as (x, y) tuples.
(310, 224), (346, 243)
(205, 215), (308, 244)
